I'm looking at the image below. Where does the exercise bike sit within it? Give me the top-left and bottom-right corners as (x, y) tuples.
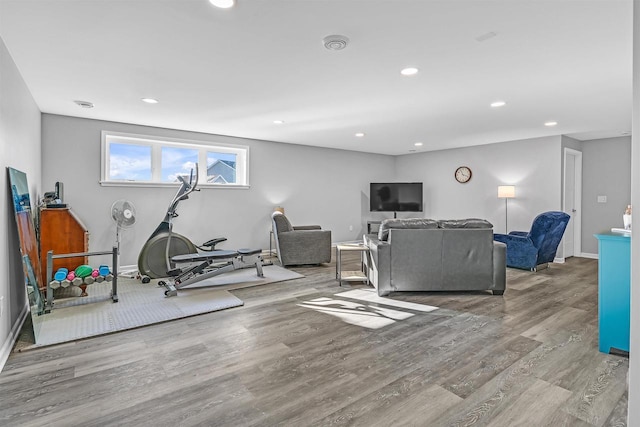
(137, 164), (263, 297)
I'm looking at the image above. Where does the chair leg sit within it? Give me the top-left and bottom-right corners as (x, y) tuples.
(535, 263), (550, 272)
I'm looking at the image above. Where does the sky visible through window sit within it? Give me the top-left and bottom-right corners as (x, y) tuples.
(109, 142), (238, 182)
(109, 143), (152, 180)
(161, 146), (198, 182)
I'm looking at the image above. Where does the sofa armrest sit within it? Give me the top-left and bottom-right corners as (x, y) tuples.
(277, 230), (331, 265)
(492, 241), (506, 292)
(493, 233), (538, 269)
(293, 225), (322, 230)
(494, 233), (530, 245)
(364, 235), (391, 296)
(508, 231), (528, 237)
(278, 229), (330, 247)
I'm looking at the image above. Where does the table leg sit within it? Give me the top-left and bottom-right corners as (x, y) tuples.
(336, 247), (341, 284)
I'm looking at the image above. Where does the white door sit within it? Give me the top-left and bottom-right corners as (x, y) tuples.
(563, 148), (582, 259)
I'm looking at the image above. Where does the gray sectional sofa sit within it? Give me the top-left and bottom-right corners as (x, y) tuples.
(363, 218), (506, 296)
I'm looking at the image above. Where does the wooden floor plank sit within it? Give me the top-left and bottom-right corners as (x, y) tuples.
(487, 377), (573, 427)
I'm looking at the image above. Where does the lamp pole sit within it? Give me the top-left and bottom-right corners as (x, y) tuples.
(505, 198), (509, 234)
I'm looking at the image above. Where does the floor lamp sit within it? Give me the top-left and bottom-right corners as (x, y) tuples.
(498, 185), (515, 233)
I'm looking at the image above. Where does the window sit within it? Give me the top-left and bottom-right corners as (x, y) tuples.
(101, 131), (249, 187)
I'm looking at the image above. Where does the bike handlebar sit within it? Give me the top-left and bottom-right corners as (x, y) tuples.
(167, 163), (199, 217)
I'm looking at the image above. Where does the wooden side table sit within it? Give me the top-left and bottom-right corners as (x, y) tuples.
(335, 244), (370, 286)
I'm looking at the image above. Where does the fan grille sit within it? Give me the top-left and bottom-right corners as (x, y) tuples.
(111, 200), (137, 228)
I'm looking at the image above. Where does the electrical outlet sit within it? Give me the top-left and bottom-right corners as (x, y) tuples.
(349, 225), (354, 231)
(597, 195), (607, 203)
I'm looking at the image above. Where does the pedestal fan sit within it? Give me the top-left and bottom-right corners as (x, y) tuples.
(111, 199), (137, 277)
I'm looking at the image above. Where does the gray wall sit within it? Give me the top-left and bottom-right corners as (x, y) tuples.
(0, 37), (41, 365)
(581, 136), (631, 254)
(41, 114), (395, 267)
(394, 136), (563, 234)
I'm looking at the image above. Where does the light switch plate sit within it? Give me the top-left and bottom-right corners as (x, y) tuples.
(597, 195), (607, 203)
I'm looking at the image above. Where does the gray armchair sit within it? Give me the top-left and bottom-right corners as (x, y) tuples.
(271, 212), (331, 266)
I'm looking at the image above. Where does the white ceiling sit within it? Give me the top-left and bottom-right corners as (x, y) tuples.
(0, 0), (633, 156)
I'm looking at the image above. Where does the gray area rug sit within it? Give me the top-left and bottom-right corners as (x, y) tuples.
(27, 264), (303, 348)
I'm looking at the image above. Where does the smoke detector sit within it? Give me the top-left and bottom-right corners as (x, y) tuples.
(323, 35), (349, 51)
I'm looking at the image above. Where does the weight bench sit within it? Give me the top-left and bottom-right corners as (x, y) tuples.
(159, 248), (263, 297)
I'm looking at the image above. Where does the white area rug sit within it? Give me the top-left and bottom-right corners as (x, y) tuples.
(28, 265), (303, 348)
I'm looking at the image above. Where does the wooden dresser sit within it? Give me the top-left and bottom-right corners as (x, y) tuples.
(39, 207), (89, 287)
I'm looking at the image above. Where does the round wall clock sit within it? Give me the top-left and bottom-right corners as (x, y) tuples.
(455, 166), (472, 183)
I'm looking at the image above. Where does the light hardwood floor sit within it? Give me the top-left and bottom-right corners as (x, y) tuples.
(0, 255), (628, 426)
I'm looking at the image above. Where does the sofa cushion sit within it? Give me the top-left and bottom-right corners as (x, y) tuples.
(438, 218), (493, 229)
(378, 218), (438, 241)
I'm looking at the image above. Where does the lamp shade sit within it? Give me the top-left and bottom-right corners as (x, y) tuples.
(497, 185), (516, 198)
(209, 0), (235, 8)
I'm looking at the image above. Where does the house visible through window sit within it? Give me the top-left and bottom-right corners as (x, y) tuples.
(101, 131), (249, 187)
(207, 152), (237, 183)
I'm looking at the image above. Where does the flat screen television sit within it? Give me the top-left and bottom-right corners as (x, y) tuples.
(370, 182), (423, 212)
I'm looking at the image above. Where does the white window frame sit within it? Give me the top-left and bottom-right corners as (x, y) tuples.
(100, 131), (250, 188)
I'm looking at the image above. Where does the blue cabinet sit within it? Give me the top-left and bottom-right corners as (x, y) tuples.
(595, 232), (630, 353)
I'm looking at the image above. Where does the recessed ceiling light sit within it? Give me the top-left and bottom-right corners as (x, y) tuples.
(414, 142), (423, 147)
(490, 101), (506, 108)
(544, 121), (558, 127)
(73, 100), (94, 108)
(273, 120), (284, 124)
(141, 98), (159, 104)
(400, 67), (419, 76)
(355, 132), (365, 137)
(209, 0), (235, 8)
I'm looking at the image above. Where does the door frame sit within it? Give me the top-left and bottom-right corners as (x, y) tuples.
(562, 147), (583, 259)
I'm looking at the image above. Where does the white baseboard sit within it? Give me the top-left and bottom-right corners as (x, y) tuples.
(557, 253), (599, 261)
(0, 302), (30, 373)
(579, 252), (599, 260)
(119, 264), (137, 273)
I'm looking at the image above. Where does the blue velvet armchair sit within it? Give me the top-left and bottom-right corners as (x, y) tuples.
(493, 211), (570, 271)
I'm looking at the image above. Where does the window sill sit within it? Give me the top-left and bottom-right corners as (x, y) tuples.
(99, 181), (250, 189)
